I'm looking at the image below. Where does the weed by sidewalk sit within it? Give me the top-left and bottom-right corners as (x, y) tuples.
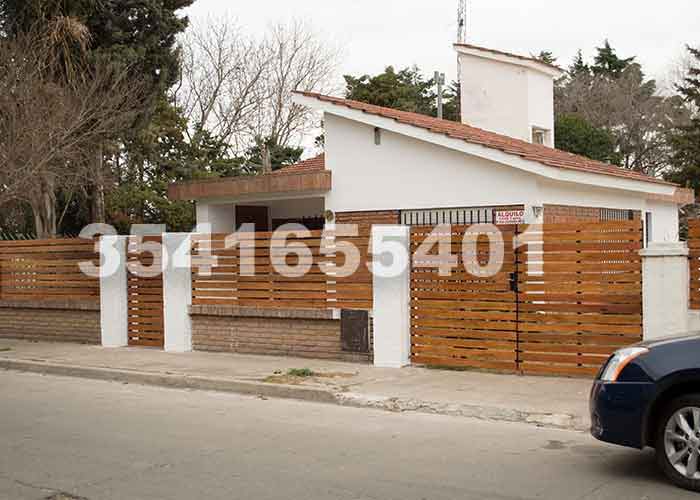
(0, 348), (12, 352)
(263, 368), (356, 386)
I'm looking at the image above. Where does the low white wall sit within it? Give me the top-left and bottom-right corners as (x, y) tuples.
(162, 233), (193, 352)
(100, 235), (128, 348)
(641, 243), (690, 341)
(371, 226), (411, 368)
(688, 311), (700, 332)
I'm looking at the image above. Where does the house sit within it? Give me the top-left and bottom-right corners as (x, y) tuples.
(168, 44), (693, 242)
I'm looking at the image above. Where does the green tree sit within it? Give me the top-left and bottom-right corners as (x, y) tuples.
(0, 0), (194, 234)
(344, 66), (460, 121)
(244, 139), (303, 173)
(556, 42), (685, 177)
(533, 50), (557, 65)
(666, 46), (700, 195)
(569, 50), (590, 76)
(592, 40), (635, 78)
(555, 114), (619, 164)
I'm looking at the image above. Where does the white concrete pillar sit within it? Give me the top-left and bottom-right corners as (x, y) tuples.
(100, 235), (128, 347)
(371, 225), (411, 368)
(523, 204), (544, 225)
(196, 203), (235, 233)
(640, 242), (690, 341)
(162, 233), (193, 352)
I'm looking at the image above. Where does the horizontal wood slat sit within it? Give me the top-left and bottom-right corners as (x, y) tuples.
(191, 230), (373, 310)
(689, 219), (700, 310)
(410, 225), (519, 372)
(127, 236), (164, 348)
(519, 220), (643, 376)
(409, 221), (643, 377)
(0, 238), (100, 302)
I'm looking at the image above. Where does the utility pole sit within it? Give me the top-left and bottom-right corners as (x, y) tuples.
(435, 71), (446, 120)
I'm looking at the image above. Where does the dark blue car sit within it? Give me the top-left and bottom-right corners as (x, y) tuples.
(590, 334), (700, 492)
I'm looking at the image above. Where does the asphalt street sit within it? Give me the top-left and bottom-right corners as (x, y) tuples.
(0, 371), (691, 500)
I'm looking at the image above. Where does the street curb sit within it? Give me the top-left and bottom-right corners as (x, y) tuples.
(0, 359), (337, 404)
(0, 358), (587, 432)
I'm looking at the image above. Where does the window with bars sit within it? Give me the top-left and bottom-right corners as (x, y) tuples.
(601, 208), (635, 221)
(400, 207), (495, 226)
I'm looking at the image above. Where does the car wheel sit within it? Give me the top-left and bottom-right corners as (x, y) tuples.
(655, 394), (700, 492)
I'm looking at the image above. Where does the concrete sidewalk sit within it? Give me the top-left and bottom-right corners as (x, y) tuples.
(0, 339), (592, 431)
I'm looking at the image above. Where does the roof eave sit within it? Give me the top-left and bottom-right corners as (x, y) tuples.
(292, 93), (679, 199)
(453, 43), (565, 78)
(168, 170), (332, 202)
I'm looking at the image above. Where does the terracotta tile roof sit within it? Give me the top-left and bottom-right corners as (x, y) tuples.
(296, 92), (676, 187)
(273, 154), (325, 175)
(454, 43), (564, 72)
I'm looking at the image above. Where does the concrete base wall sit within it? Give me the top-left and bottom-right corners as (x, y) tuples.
(688, 310), (700, 332)
(0, 300), (100, 344)
(190, 306), (371, 363)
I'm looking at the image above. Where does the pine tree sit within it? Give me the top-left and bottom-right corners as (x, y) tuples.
(569, 50), (590, 76)
(534, 50), (557, 65)
(592, 40), (635, 78)
(667, 46), (700, 195)
(344, 66), (460, 121)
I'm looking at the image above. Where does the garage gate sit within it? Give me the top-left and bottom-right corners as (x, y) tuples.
(409, 220), (643, 377)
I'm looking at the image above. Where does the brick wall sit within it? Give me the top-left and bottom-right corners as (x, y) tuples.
(544, 205), (641, 224)
(0, 300), (100, 344)
(335, 210), (399, 230)
(190, 305), (371, 363)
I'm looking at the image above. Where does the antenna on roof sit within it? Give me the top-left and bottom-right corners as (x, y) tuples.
(457, 0), (468, 43)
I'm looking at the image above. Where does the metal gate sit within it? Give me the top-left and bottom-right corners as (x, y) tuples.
(126, 235), (164, 348)
(410, 221), (643, 377)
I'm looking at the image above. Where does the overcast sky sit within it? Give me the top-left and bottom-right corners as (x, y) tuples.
(185, 0), (699, 88)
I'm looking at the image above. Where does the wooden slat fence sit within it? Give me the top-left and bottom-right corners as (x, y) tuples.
(126, 236), (164, 347)
(191, 229), (373, 310)
(688, 219), (700, 310)
(0, 238), (99, 301)
(517, 220), (643, 377)
(409, 220), (643, 377)
(410, 225), (519, 372)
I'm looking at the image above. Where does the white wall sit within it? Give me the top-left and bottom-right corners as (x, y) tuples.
(527, 70), (556, 145)
(459, 55), (530, 142)
(458, 52), (556, 146)
(324, 114), (680, 243)
(196, 203), (235, 233)
(646, 200), (680, 243)
(324, 114), (540, 213)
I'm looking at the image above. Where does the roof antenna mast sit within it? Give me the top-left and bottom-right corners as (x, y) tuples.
(457, 0), (468, 43)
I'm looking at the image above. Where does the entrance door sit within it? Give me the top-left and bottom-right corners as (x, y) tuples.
(236, 206), (270, 232)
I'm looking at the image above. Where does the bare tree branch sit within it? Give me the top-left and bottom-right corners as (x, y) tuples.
(0, 27), (146, 237)
(176, 16), (340, 159)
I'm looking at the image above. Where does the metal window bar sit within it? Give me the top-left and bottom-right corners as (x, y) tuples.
(400, 207), (496, 226)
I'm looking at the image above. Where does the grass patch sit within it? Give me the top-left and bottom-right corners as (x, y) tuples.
(287, 368), (315, 377)
(0, 348), (11, 352)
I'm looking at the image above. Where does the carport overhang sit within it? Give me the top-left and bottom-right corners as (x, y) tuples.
(168, 171), (332, 202)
